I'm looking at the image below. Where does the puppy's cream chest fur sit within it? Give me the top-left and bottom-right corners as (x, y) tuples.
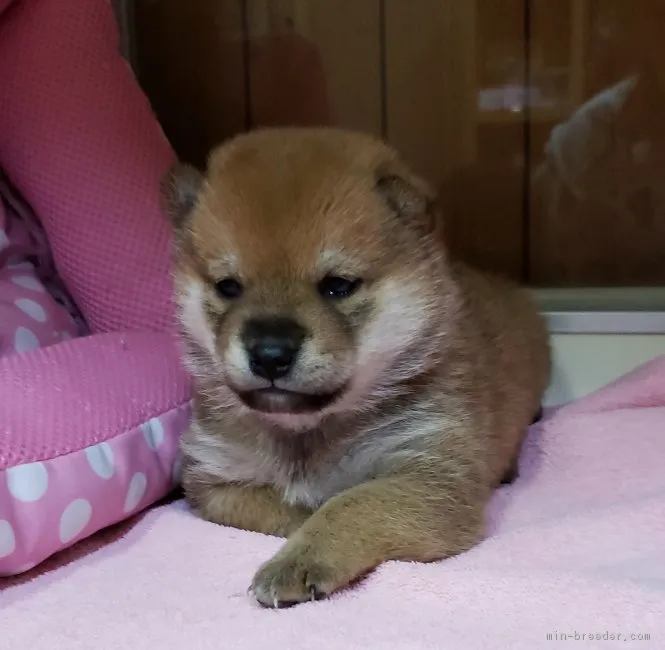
(182, 424), (350, 509)
(182, 412), (435, 509)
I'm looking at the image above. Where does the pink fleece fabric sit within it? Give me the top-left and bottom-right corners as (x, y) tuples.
(1, 357), (663, 650)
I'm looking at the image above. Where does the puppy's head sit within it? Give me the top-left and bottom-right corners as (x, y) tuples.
(163, 128), (452, 429)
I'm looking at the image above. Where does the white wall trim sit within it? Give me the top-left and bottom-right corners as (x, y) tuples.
(533, 287), (665, 334)
(543, 310), (665, 334)
(545, 333), (665, 406)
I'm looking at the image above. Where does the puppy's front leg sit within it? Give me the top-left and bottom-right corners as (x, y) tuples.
(250, 471), (488, 607)
(184, 478), (312, 538)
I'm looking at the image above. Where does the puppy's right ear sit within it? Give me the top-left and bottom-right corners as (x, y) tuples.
(374, 165), (440, 238)
(160, 163), (204, 229)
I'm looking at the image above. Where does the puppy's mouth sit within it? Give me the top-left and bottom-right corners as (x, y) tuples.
(236, 386), (343, 414)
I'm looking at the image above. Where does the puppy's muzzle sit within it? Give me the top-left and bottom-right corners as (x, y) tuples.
(242, 317), (306, 381)
(236, 316), (344, 415)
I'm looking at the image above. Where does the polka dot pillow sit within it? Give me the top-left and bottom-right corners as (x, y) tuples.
(1, 174), (84, 355)
(0, 0), (192, 576)
(0, 253), (79, 355)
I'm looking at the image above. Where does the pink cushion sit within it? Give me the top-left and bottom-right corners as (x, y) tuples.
(0, 0), (175, 334)
(1, 194), (81, 356)
(0, 262), (79, 356)
(0, 333), (190, 575)
(0, 0), (192, 575)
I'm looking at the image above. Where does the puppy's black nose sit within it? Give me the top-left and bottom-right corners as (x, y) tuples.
(242, 317), (306, 381)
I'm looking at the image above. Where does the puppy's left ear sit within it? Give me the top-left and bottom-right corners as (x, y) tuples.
(374, 165), (441, 237)
(160, 163), (205, 229)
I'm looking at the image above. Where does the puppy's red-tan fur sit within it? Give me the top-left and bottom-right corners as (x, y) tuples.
(162, 127), (551, 608)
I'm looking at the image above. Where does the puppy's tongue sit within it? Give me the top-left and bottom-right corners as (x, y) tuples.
(239, 387), (303, 414)
(254, 388), (295, 413)
(239, 386), (338, 415)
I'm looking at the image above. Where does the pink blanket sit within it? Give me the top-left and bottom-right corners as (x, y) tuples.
(2, 357), (664, 649)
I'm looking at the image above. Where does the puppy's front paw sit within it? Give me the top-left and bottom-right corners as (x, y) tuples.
(250, 540), (347, 608)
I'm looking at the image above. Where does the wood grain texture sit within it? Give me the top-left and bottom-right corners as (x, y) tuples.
(245, 0), (382, 134)
(134, 0), (246, 167)
(385, 0), (526, 280)
(132, 0), (664, 286)
(529, 0), (665, 286)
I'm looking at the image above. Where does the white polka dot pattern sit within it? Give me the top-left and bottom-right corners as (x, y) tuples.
(85, 443), (115, 480)
(13, 327), (40, 354)
(141, 417), (165, 450)
(0, 403), (191, 575)
(0, 520), (16, 559)
(6, 462), (48, 502)
(6, 260), (33, 271)
(124, 472), (148, 514)
(1, 263), (80, 360)
(15, 298), (47, 322)
(59, 499), (92, 543)
(11, 275), (45, 292)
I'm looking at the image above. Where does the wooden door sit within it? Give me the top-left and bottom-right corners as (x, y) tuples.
(528, 0), (665, 287)
(133, 0), (665, 287)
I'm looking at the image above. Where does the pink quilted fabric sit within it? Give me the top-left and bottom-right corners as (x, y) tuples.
(0, 333), (191, 575)
(0, 332), (189, 471)
(0, 0), (192, 575)
(0, 0), (176, 334)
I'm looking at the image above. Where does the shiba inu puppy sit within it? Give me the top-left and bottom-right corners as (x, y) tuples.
(162, 127), (551, 608)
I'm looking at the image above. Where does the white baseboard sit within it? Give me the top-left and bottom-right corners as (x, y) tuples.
(534, 288), (665, 405)
(544, 333), (665, 406)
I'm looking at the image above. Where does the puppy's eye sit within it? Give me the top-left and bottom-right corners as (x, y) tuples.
(317, 276), (363, 299)
(214, 278), (243, 300)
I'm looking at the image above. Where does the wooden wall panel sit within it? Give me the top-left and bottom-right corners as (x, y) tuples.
(246, 0), (382, 135)
(132, 0), (665, 287)
(384, 0), (527, 280)
(529, 0), (665, 286)
(134, 0), (246, 167)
